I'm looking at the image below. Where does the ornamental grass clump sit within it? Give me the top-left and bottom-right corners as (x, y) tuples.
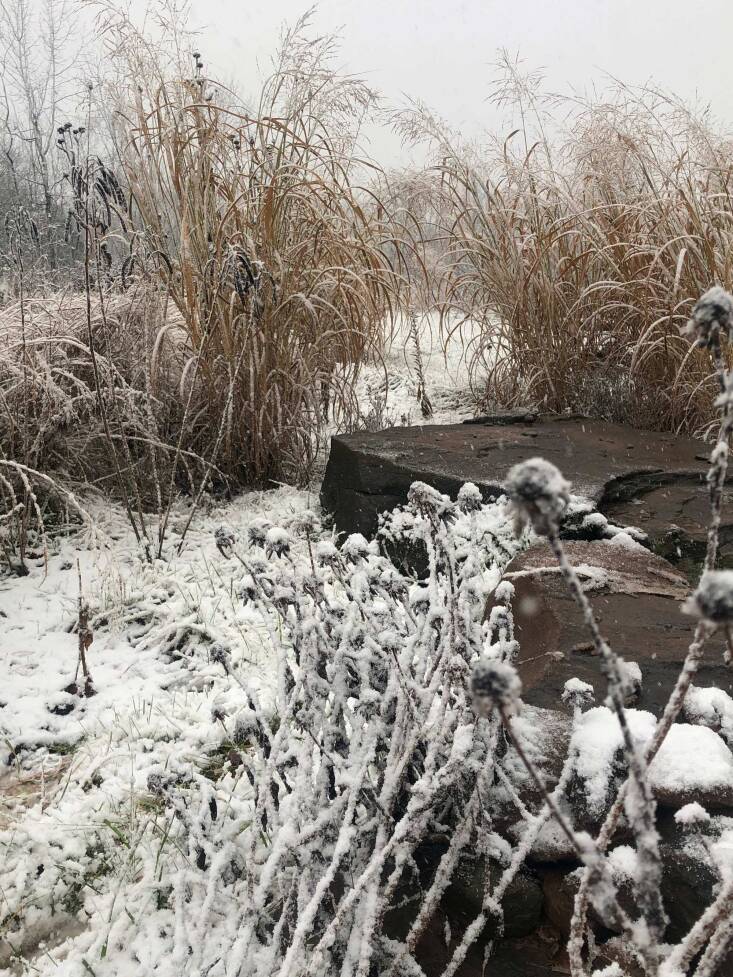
(398, 63), (733, 433)
(102, 10), (414, 487)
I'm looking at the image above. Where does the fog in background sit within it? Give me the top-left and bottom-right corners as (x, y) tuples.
(177, 0), (733, 165)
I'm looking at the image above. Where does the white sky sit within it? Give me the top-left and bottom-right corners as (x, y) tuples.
(181, 0), (733, 165)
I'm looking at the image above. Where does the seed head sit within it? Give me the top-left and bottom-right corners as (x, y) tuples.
(264, 527), (291, 558)
(316, 540), (340, 567)
(505, 457), (570, 536)
(210, 643), (232, 671)
(458, 482), (483, 514)
(215, 525), (237, 555)
(238, 575), (258, 604)
(683, 570), (733, 625)
(562, 677), (595, 711)
(341, 533), (372, 562)
(471, 657), (522, 714)
(290, 509), (319, 537)
(247, 518), (272, 547)
(681, 286), (733, 351)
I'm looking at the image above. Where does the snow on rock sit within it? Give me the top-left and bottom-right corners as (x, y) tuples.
(607, 844), (638, 881)
(674, 802), (711, 826)
(571, 707), (656, 818)
(682, 684), (733, 746)
(650, 723), (733, 806)
(571, 707), (733, 815)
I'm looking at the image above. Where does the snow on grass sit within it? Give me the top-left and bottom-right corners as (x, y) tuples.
(0, 485), (323, 970)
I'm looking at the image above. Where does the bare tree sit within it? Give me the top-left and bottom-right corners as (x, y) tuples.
(0, 0), (80, 272)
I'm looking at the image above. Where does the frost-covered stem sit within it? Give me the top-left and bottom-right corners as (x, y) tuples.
(691, 910), (733, 977)
(546, 524), (666, 954)
(660, 879), (733, 977)
(499, 706), (639, 957)
(705, 361), (731, 573)
(441, 715), (581, 977)
(386, 717), (500, 977)
(568, 357), (731, 972)
(501, 708), (583, 856)
(274, 734), (375, 977)
(568, 619), (712, 976)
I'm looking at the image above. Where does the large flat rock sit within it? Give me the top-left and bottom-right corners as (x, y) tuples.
(601, 475), (733, 576)
(502, 540), (733, 716)
(321, 416), (709, 539)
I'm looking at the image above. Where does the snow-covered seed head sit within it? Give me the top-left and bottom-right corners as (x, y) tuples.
(562, 677), (595, 711)
(682, 570), (733, 625)
(264, 527), (291, 558)
(487, 604), (514, 644)
(233, 711), (256, 744)
(147, 771), (170, 796)
(471, 657), (522, 714)
(210, 643), (232, 671)
(407, 481), (456, 522)
(316, 540), (340, 567)
(380, 568), (407, 599)
(215, 525), (237, 555)
(238, 575), (258, 604)
(340, 533), (371, 562)
(493, 580), (515, 605)
(458, 482), (483, 514)
(504, 457), (570, 536)
(674, 802), (710, 829)
(291, 510), (319, 537)
(247, 518), (272, 547)
(211, 699), (227, 723)
(680, 286), (733, 351)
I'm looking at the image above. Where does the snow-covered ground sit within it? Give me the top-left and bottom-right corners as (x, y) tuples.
(350, 312), (485, 430)
(0, 487), (330, 969)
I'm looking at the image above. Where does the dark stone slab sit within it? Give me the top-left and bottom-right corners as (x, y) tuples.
(321, 416), (709, 539)
(601, 475), (733, 578)
(501, 541), (733, 717)
(541, 813), (733, 952)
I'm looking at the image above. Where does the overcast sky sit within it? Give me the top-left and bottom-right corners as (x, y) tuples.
(182, 0), (733, 165)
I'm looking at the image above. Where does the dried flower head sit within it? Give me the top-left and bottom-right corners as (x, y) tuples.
(341, 533), (372, 562)
(562, 677), (595, 711)
(458, 482), (483, 514)
(147, 771), (171, 796)
(215, 525), (237, 556)
(247, 518), (272, 547)
(316, 540), (340, 567)
(264, 527), (291, 558)
(471, 657), (522, 713)
(682, 570), (733, 625)
(211, 699), (227, 723)
(680, 286), (733, 351)
(291, 510), (319, 536)
(238, 575), (258, 604)
(505, 457), (570, 536)
(210, 644), (232, 671)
